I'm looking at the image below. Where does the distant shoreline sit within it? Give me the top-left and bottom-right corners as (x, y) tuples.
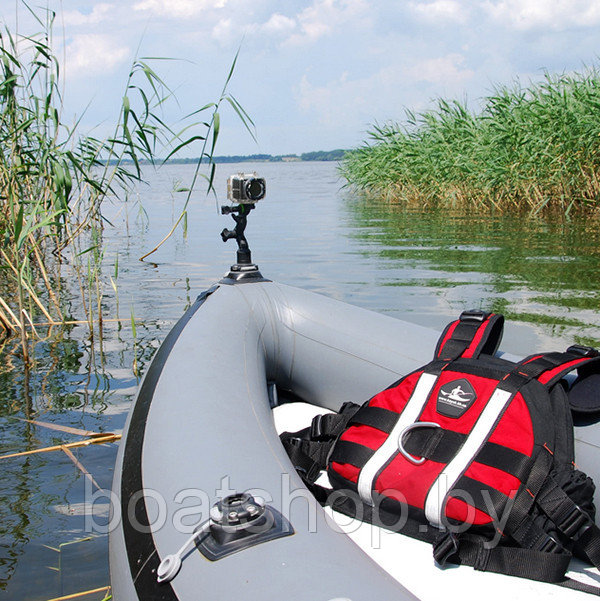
(206, 149), (348, 163)
(109, 149), (348, 165)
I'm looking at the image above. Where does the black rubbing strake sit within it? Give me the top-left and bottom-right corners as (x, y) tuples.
(120, 286), (218, 600)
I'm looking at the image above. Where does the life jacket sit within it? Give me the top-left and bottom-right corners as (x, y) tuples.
(281, 310), (600, 593)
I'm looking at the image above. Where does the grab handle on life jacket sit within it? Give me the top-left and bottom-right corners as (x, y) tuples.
(398, 422), (441, 465)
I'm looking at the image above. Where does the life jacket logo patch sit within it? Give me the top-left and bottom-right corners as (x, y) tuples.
(436, 378), (476, 418)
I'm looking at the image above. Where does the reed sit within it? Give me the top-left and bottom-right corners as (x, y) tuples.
(0, 3), (250, 362)
(341, 68), (600, 214)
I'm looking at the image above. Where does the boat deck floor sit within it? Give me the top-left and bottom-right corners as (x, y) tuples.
(273, 402), (600, 600)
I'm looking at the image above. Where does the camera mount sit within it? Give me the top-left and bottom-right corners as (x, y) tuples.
(221, 203), (255, 264)
(220, 203), (268, 284)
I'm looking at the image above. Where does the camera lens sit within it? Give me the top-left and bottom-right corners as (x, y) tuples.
(244, 177), (266, 201)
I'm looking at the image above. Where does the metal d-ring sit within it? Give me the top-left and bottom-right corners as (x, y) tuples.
(397, 422), (441, 465)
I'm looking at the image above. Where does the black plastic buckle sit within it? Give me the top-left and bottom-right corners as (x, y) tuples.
(340, 401), (360, 415)
(459, 309), (490, 323)
(285, 436), (303, 449)
(539, 534), (563, 553)
(310, 414), (336, 441)
(295, 461), (321, 482)
(567, 344), (599, 358)
(310, 414), (326, 440)
(557, 504), (594, 541)
(433, 532), (459, 565)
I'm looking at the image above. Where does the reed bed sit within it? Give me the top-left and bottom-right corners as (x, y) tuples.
(0, 4), (251, 361)
(341, 68), (600, 214)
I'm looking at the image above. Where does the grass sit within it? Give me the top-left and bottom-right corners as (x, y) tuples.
(341, 67), (600, 214)
(0, 2), (253, 363)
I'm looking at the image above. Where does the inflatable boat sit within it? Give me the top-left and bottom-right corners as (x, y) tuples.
(109, 194), (600, 600)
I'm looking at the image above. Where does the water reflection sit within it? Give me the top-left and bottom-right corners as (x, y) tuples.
(344, 197), (600, 346)
(0, 316), (150, 599)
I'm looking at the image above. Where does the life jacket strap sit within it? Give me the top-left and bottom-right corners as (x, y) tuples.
(435, 310), (504, 361)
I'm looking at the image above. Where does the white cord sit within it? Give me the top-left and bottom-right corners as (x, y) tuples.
(156, 522), (210, 584)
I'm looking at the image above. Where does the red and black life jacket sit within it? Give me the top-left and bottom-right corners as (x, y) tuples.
(281, 311), (600, 592)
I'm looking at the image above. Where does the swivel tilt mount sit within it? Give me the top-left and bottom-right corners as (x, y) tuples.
(220, 203), (267, 283)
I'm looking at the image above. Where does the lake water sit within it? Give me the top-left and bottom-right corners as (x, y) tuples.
(1, 161), (600, 599)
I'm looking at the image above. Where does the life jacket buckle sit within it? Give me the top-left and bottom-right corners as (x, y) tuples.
(433, 532), (459, 565)
(566, 344), (599, 358)
(538, 533), (563, 554)
(310, 414), (326, 440)
(310, 413), (340, 441)
(459, 309), (490, 323)
(556, 503), (594, 541)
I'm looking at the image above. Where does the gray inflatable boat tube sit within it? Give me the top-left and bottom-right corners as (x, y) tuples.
(109, 279), (600, 600)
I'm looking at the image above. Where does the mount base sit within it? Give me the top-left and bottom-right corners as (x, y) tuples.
(195, 506), (293, 561)
(220, 263), (271, 285)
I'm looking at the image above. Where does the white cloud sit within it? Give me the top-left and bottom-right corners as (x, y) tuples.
(286, 0), (371, 46)
(133, 0), (227, 19)
(65, 34), (129, 77)
(409, 0), (468, 23)
(212, 12), (297, 45)
(297, 66), (405, 127)
(404, 53), (474, 85)
(297, 73), (364, 125)
(485, 0), (600, 30)
(262, 13), (296, 35)
(212, 18), (235, 44)
(297, 51), (475, 129)
(62, 4), (114, 26)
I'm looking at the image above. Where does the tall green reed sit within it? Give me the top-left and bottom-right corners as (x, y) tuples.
(342, 68), (600, 214)
(0, 3), (252, 363)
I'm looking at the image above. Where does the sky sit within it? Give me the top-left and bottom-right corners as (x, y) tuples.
(3, 0), (600, 156)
